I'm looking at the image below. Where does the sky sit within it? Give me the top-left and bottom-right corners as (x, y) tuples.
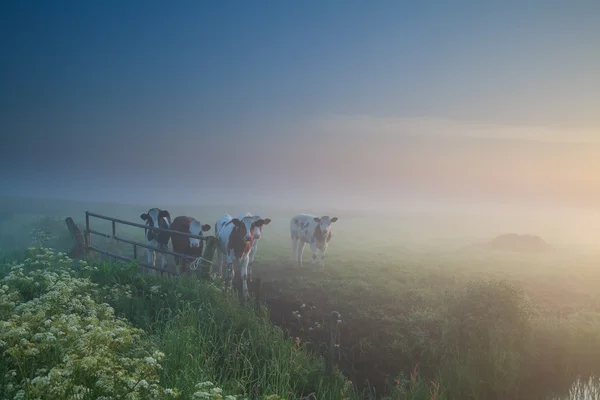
(1, 0), (599, 209)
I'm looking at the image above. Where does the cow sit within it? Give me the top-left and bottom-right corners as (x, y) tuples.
(214, 213), (270, 300)
(290, 214), (338, 268)
(170, 216), (211, 275)
(140, 208), (172, 270)
(236, 212), (272, 278)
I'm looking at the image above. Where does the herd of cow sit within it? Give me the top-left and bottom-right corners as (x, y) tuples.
(139, 207), (339, 297)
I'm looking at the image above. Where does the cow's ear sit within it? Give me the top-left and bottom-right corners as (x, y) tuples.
(313, 217), (321, 223)
(331, 217), (338, 223)
(231, 218), (242, 227)
(158, 210), (171, 221)
(202, 224), (211, 232)
(263, 218), (272, 225)
(140, 213), (149, 220)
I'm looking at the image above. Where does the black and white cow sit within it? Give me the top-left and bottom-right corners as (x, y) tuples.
(290, 214), (338, 268)
(140, 208), (172, 269)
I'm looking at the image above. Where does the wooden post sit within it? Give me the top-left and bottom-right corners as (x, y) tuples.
(65, 217), (92, 258)
(253, 277), (262, 313)
(110, 221), (117, 263)
(326, 311), (341, 376)
(133, 244), (137, 261)
(85, 212), (91, 250)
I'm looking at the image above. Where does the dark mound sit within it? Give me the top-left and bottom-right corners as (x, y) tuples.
(488, 233), (549, 253)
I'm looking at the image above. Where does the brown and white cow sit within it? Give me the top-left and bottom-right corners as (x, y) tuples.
(236, 212), (271, 278)
(170, 216), (211, 275)
(290, 214), (338, 268)
(214, 213), (270, 300)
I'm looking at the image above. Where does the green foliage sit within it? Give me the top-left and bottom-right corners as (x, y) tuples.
(0, 248), (179, 399)
(438, 280), (532, 399)
(1, 248), (361, 400)
(77, 258), (353, 399)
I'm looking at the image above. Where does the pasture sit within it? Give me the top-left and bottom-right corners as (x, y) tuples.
(2, 196), (600, 400)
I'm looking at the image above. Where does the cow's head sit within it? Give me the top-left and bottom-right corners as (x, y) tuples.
(189, 220), (211, 248)
(244, 213), (272, 241)
(313, 216), (338, 236)
(140, 208), (171, 238)
(231, 215), (270, 242)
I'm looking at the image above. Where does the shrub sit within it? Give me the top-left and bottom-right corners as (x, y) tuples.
(0, 247), (179, 399)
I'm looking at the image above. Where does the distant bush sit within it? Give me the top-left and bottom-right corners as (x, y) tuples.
(488, 233), (549, 253)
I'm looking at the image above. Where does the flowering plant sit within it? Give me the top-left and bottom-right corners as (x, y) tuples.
(0, 247), (179, 399)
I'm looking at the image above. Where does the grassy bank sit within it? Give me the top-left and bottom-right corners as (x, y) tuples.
(0, 247), (443, 400)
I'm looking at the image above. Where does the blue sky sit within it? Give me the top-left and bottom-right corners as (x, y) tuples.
(1, 1), (599, 207)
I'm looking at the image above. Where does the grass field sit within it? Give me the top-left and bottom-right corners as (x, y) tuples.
(2, 196), (600, 399)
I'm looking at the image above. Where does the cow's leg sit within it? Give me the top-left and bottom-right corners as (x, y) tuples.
(159, 243), (167, 269)
(180, 258), (187, 276)
(240, 256), (249, 301)
(248, 242), (257, 277)
(297, 241), (305, 267)
(146, 243), (154, 266)
(310, 242), (318, 268)
(320, 246), (327, 267)
(291, 235), (298, 265)
(232, 259), (243, 303)
(225, 250), (235, 288)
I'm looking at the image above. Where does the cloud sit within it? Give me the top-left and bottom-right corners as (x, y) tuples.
(308, 114), (600, 144)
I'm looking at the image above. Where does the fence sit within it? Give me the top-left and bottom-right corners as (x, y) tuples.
(83, 211), (214, 275)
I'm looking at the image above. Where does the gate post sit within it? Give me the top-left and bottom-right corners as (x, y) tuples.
(85, 212), (91, 250)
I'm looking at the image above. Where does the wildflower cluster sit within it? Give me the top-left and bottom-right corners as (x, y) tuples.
(102, 282), (134, 303)
(30, 228), (51, 248)
(0, 247), (178, 399)
(191, 381), (282, 400)
(291, 304), (322, 332)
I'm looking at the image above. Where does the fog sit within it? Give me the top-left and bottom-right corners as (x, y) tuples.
(3, 190), (599, 255)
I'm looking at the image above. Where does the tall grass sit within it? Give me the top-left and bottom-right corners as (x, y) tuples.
(0, 247), (441, 399)
(83, 260), (354, 399)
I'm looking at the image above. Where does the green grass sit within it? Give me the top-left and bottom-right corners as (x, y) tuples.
(0, 247), (441, 400)
(2, 197), (600, 399)
(88, 265), (353, 399)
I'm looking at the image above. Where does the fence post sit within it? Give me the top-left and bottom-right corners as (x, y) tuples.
(326, 311), (341, 376)
(85, 212), (91, 252)
(253, 277), (262, 313)
(200, 236), (217, 280)
(65, 217), (90, 258)
(110, 221), (117, 263)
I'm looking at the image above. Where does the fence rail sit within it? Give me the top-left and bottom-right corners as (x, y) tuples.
(86, 212), (212, 241)
(84, 211), (215, 275)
